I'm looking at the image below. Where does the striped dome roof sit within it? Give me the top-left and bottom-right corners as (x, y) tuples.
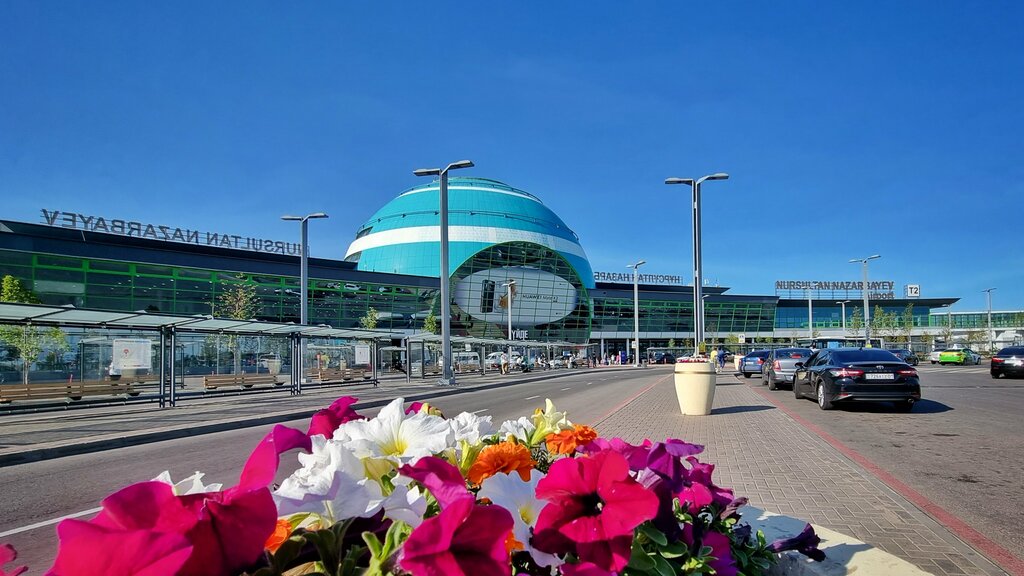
(344, 177), (594, 288)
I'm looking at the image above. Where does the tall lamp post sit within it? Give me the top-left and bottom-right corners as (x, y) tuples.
(281, 212), (329, 387)
(628, 260), (646, 367)
(503, 280), (516, 369)
(665, 173), (729, 356)
(806, 289), (814, 339)
(837, 300), (851, 332)
(414, 160), (474, 386)
(849, 255), (881, 345)
(983, 287), (996, 353)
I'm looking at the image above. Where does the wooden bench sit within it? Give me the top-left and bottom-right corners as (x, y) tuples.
(306, 368), (366, 382)
(0, 379), (142, 404)
(202, 374), (281, 390)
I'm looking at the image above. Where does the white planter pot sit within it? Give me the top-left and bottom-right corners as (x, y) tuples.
(673, 361), (717, 415)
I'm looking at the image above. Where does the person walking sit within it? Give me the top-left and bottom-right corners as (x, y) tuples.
(710, 348), (719, 373)
(500, 352), (509, 375)
(717, 347), (727, 373)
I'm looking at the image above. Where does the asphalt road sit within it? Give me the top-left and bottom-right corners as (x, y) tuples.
(0, 368), (662, 574)
(736, 362), (1024, 560)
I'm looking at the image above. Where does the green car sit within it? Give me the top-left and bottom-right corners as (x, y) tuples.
(939, 348), (981, 365)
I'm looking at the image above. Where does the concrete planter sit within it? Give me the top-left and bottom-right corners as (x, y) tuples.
(673, 361), (717, 415)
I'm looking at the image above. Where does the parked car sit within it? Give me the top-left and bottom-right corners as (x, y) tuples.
(653, 352), (676, 364)
(991, 346), (1024, 379)
(761, 348), (813, 390)
(938, 348), (981, 365)
(739, 350), (771, 378)
(889, 349), (919, 366)
(928, 348), (946, 364)
(793, 348), (921, 412)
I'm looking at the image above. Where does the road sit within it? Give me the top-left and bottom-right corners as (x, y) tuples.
(736, 362), (1024, 561)
(0, 368), (659, 574)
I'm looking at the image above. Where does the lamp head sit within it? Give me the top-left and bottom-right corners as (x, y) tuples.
(413, 168), (440, 177)
(447, 160), (474, 171)
(705, 172), (729, 181)
(281, 215), (302, 221)
(665, 177), (694, 185)
(308, 212), (328, 219)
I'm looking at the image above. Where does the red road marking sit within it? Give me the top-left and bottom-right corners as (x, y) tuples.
(750, 383), (1024, 576)
(591, 373), (669, 427)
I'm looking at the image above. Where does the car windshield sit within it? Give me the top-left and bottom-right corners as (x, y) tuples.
(997, 347), (1024, 357)
(831, 349), (901, 363)
(776, 348), (811, 358)
(747, 350), (770, 358)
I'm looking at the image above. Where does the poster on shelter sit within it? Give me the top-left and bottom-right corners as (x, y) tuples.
(112, 338), (152, 369)
(355, 345), (371, 365)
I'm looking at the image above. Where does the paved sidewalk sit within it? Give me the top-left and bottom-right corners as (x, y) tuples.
(595, 375), (1006, 576)
(0, 367), (628, 465)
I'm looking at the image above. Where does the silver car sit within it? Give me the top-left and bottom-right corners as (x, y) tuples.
(761, 348), (813, 390)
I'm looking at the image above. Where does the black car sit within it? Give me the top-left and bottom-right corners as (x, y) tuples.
(652, 352), (676, 364)
(889, 349), (919, 366)
(793, 348), (921, 412)
(991, 346), (1024, 379)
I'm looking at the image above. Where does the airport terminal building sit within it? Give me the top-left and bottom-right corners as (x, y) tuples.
(2, 177), (1020, 355)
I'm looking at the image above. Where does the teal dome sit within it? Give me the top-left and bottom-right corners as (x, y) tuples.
(345, 177), (594, 288)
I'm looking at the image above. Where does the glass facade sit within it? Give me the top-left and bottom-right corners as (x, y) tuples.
(928, 311), (1024, 329)
(592, 297), (775, 335)
(775, 304), (933, 330)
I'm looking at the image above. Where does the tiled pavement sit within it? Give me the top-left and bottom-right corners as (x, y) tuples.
(595, 376), (1006, 576)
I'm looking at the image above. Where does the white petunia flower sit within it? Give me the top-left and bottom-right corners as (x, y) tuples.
(274, 435), (384, 521)
(478, 470), (561, 568)
(498, 416), (536, 445)
(341, 397), (452, 465)
(382, 483), (427, 528)
(449, 411), (494, 446)
(153, 471), (222, 495)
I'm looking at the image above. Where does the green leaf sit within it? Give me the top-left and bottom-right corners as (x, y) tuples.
(651, 554), (677, 576)
(638, 522), (668, 547)
(627, 539), (656, 571)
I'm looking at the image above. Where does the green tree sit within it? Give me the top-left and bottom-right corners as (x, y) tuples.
(422, 309), (438, 335)
(899, 303), (915, 344)
(215, 274), (261, 375)
(849, 307), (864, 336)
(0, 275), (69, 385)
(667, 338), (676, 350)
(359, 307), (379, 330)
(725, 333), (739, 344)
(965, 329), (985, 349)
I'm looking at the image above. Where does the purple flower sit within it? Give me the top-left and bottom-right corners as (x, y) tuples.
(767, 523), (826, 562)
(682, 523), (738, 576)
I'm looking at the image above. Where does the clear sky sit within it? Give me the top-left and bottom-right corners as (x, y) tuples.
(2, 2), (1021, 312)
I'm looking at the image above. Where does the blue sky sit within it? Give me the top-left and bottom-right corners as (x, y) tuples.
(2, 1), (1021, 312)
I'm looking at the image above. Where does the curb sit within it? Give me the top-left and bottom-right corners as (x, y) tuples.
(0, 366), (634, 467)
(745, 506), (934, 575)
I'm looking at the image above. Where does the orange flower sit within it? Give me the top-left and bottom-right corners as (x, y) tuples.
(545, 424), (599, 455)
(467, 441), (536, 485)
(264, 518), (292, 553)
(505, 530), (525, 553)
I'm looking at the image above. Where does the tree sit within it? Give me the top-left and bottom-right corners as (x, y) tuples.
(0, 275), (68, 385)
(965, 329), (985, 349)
(422, 309), (438, 335)
(359, 307), (379, 330)
(849, 307), (864, 336)
(215, 274), (261, 375)
(667, 338), (676, 349)
(899, 304), (915, 344)
(725, 333), (739, 344)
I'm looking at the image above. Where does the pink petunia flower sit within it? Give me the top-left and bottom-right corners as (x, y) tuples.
(1, 544), (27, 576)
(399, 497), (514, 576)
(684, 456), (734, 509)
(307, 396), (364, 439)
(532, 450), (658, 572)
(397, 456), (471, 509)
(560, 561), (615, 576)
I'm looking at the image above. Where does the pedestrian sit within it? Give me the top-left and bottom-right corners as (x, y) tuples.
(500, 352), (509, 375)
(710, 348), (719, 373)
(718, 347), (727, 372)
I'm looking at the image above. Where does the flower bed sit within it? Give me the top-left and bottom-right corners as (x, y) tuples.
(10, 396), (824, 575)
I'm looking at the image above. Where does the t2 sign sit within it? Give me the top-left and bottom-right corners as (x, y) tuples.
(905, 284), (920, 298)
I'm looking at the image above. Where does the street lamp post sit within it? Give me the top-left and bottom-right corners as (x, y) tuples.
(281, 212), (328, 390)
(628, 260), (646, 367)
(984, 287), (996, 353)
(665, 173), (729, 356)
(849, 255), (881, 345)
(837, 300), (851, 332)
(503, 280), (516, 370)
(807, 289), (814, 339)
(414, 160), (474, 386)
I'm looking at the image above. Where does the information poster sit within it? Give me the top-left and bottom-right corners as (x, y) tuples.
(355, 345), (371, 365)
(112, 338), (152, 369)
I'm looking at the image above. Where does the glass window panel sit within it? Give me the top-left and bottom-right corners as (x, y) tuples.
(88, 259), (131, 272)
(135, 264), (174, 276)
(36, 255), (83, 269)
(0, 251), (34, 265)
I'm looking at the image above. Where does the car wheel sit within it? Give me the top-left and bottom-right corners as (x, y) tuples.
(991, 372), (1001, 379)
(931, 360), (937, 364)
(794, 380), (803, 399)
(743, 372), (751, 378)
(768, 376), (778, 391)
(816, 381), (833, 410)
(893, 400), (915, 413)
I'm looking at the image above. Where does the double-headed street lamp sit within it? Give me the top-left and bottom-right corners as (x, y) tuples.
(665, 173), (729, 356)
(281, 212), (328, 388)
(628, 260), (646, 367)
(502, 279), (516, 368)
(849, 255), (880, 345)
(983, 287), (996, 353)
(836, 300), (851, 332)
(414, 160), (474, 386)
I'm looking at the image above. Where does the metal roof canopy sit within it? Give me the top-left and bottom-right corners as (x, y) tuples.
(403, 333), (585, 349)
(0, 302), (397, 341)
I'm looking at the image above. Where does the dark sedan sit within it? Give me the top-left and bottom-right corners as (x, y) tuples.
(991, 346), (1024, 379)
(652, 352), (676, 364)
(761, 347), (812, 390)
(793, 348), (921, 412)
(889, 349), (919, 366)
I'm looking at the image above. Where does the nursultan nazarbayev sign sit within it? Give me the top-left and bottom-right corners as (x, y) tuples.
(39, 209), (302, 255)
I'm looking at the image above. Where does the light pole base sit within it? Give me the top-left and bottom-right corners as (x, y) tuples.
(437, 377), (457, 387)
